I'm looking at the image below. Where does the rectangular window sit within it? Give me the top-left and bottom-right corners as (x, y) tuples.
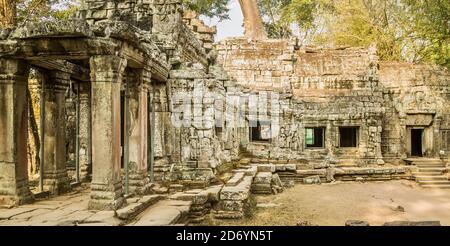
(339, 127), (359, 148)
(250, 121), (271, 142)
(215, 127), (223, 137)
(305, 127), (325, 148)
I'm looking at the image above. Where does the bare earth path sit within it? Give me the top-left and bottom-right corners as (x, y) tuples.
(205, 180), (450, 226)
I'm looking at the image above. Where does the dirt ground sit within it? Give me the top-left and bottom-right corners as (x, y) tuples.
(204, 180), (450, 226)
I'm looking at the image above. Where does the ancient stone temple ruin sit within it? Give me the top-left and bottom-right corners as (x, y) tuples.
(0, 0), (449, 225)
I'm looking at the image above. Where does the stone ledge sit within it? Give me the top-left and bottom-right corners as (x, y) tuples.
(116, 195), (164, 220)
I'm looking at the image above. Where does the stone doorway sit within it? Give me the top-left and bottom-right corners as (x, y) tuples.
(411, 129), (424, 157)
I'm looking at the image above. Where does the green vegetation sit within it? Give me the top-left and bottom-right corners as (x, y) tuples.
(254, 0), (449, 68)
(2, 0), (448, 68)
(182, 0), (230, 20)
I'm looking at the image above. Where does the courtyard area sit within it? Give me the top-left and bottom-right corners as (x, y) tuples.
(2, 180), (450, 226)
(203, 180), (450, 226)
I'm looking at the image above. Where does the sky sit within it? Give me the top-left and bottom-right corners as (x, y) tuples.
(200, 0), (244, 41)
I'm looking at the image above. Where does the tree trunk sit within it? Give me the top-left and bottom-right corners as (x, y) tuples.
(0, 0), (16, 28)
(238, 0), (267, 39)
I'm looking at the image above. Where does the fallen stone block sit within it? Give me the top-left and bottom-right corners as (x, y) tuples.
(213, 210), (244, 219)
(383, 221), (441, 226)
(346, 220), (370, 226)
(275, 165), (286, 171)
(254, 172), (273, 184)
(285, 164), (297, 171)
(226, 172), (245, 186)
(283, 180), (295, 188)
(303, 175), (321, 184)
(220, 186), (250, 201)
(255, 164), (276, 173)
(220, 200), (244, 212)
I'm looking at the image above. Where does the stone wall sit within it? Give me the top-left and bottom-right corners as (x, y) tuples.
(380, 62), (450, 161)
(215, 39), (384, 166)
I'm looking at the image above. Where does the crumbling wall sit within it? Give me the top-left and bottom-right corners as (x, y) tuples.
(292, 47), (383, 165)
(216, 39), (384, 165)
(216, 38), (296, 93)
(183, 10), (217, 54)
(380, 62), (450, 161)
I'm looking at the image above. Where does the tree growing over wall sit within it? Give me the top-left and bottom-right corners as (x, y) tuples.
(0, 0), (16, 27)
(182, 0), (230, 20)
(0, 0), (78, 28)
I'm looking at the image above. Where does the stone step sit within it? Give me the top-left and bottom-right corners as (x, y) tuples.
(116, 195), (165, 220)
(421, 184), (450, 189)
(131, 200), (192, 226)
(413, 172), (443, 176)
(418, 167), (446, 172)
(406, 158), (441, 162)
(414, 161), (443, 164)
(419, 179), (450, 185)
(415, 176), (448, 181)
(416, 164), (445, 168)
(226, 172), (245, 186)
(412, 160), (443, 163)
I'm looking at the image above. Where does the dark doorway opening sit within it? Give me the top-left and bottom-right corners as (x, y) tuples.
(250, 121), (271, 142)
(306, 128), (325, 148)
(120, 91), (125, 168)
(411, 129), (423, 157)
(339, 127), (359, 148)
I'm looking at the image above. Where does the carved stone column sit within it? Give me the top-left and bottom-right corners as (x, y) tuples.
(42, 71), (71, 195)
(78, 83), (91, 182)
(127, 70), (151, 195)
(433, 117), (442, 158)
(399, 117), (408, 158)
(0, 59), (33, 206)
(88, 55), (127, 210)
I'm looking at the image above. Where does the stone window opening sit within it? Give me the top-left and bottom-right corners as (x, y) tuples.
(339, 127), (359, 148)
(215, 126), (223, 138)
(250, 121), (271, 142)
(305, 127), (325, 148)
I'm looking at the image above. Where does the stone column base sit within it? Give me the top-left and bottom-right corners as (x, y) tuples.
(43, 179), (70, 195)
(43, 170), (70, 195)
(88, 182), (125, 211)
(0, 178), (34, 207)
(129, 170), (152, 195)
(80, 164), (92, 183)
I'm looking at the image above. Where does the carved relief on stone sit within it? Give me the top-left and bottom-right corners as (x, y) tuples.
(395, 90), (445, 117)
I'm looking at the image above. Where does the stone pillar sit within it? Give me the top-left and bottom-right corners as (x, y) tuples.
(325, 121), (336, 157)
(0, 59), (33, 206)
(399, 118), (408, 158)
(127, 70), (151, 194)
(78, 83), (91, 182)
(88, 55), (127, 210)
(433, 117), (442, 158)
(42, 71), (71, 195)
